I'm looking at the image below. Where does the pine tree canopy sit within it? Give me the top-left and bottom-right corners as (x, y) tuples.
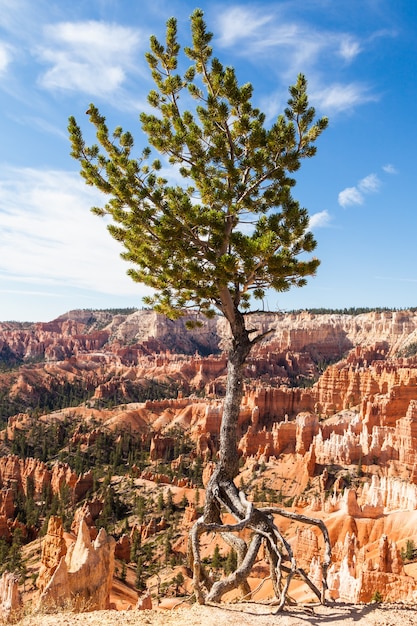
(68, 9), (328, 327)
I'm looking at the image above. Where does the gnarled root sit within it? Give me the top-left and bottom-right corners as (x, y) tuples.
(188, 475), (332, 609)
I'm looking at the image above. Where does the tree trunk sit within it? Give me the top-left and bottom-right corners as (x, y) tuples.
(204, 309), (251, 519)
(217, 327), (251, 480)
(189, 308), (332, 608)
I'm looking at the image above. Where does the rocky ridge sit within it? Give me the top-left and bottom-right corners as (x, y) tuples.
(2, 308), (417, 363)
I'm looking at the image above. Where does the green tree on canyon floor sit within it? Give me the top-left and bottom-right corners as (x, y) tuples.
(68, 9), (331, 609)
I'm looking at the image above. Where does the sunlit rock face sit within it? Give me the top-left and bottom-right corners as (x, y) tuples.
(38, 519), (115, 612)
(0, 571), (21, 622)
(317, 531), (417, 603)
(0, 456), (92, 504)
(37, 516), (67, 594)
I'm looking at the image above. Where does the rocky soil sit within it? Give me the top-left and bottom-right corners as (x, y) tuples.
(16, 602), (417, 626)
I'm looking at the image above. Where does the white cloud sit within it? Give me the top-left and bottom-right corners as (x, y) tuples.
(214, 7), (387, 116)
(37, 21), (142, 97)
(313, 82), (378, 113)
(0, 0), (28, 32)
(358, 173), (380, 193)
(216, 7), (325, 77)
(0, 41), (12, 74)
(338, 186), (363, 208)
(383, 163), (397, 174)
(9, 114), (67, 139)
(338, 36), (361, 62)
(309, 210), (331, 229)
(338, 172), (382, 207)
(0, 166), (145, 297)
(216, 7), (273, 47)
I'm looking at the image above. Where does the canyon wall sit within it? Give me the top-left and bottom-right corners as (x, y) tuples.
(2, 308), (417, 363)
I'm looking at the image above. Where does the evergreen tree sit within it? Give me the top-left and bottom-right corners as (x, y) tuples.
(166, 489), (174, 519)
(173, 571), (184, 595)
(212, 544), (222, 570)
(135, 556), (146, 591)
(406, 539), (416, 561)
(136, 495), (146, 523)
(7, 528), (26, 582)
(224, 548), (238, 576)
(0, 539), (9, 574)
(164, 532), (172, 562)
(157, 492), (165, 513)
(130, 529), (141, 562)
(69, 9), (328, 607)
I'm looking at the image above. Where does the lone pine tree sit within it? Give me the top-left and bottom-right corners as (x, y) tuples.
(69, 9), (331, 609)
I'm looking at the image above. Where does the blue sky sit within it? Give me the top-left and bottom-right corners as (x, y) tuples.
(0, 0), (416, 322)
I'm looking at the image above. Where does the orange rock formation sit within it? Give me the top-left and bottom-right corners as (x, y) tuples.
(39, 519), (115, 611)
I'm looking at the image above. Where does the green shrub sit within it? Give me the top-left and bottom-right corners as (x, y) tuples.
(398, 342), (417, 358)
(371, 590), (383, 603)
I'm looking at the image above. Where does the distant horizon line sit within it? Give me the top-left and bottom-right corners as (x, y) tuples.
(2, 305), (417, 325)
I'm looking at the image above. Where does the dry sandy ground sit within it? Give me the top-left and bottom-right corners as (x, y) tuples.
(15, 602), (417, 626)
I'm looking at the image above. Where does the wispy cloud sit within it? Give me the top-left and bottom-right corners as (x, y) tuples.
(216, 7), (325, 74)
(383, 163), (398, 174)
(312, 82), (378, 113)
(37, 21), (143, 97)
(214, 5), (386, 116)
(338, 172), (381, 207)
(0, 0), (30, 33)
(9, 114), (67, 140)
(338, 36), (361, 62)
(0, 41), (12, 74)
(358, 173), (381, 193)
(215, 7), (273, 47)
(0, 166), (144, 297)
(376, 276), (417, 284)
(309, 210), (331, 229)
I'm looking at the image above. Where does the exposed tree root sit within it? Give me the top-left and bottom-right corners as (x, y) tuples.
(188, 475), (332, 610)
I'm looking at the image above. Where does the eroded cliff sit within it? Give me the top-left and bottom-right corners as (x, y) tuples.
(2, 308), (417, 610)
